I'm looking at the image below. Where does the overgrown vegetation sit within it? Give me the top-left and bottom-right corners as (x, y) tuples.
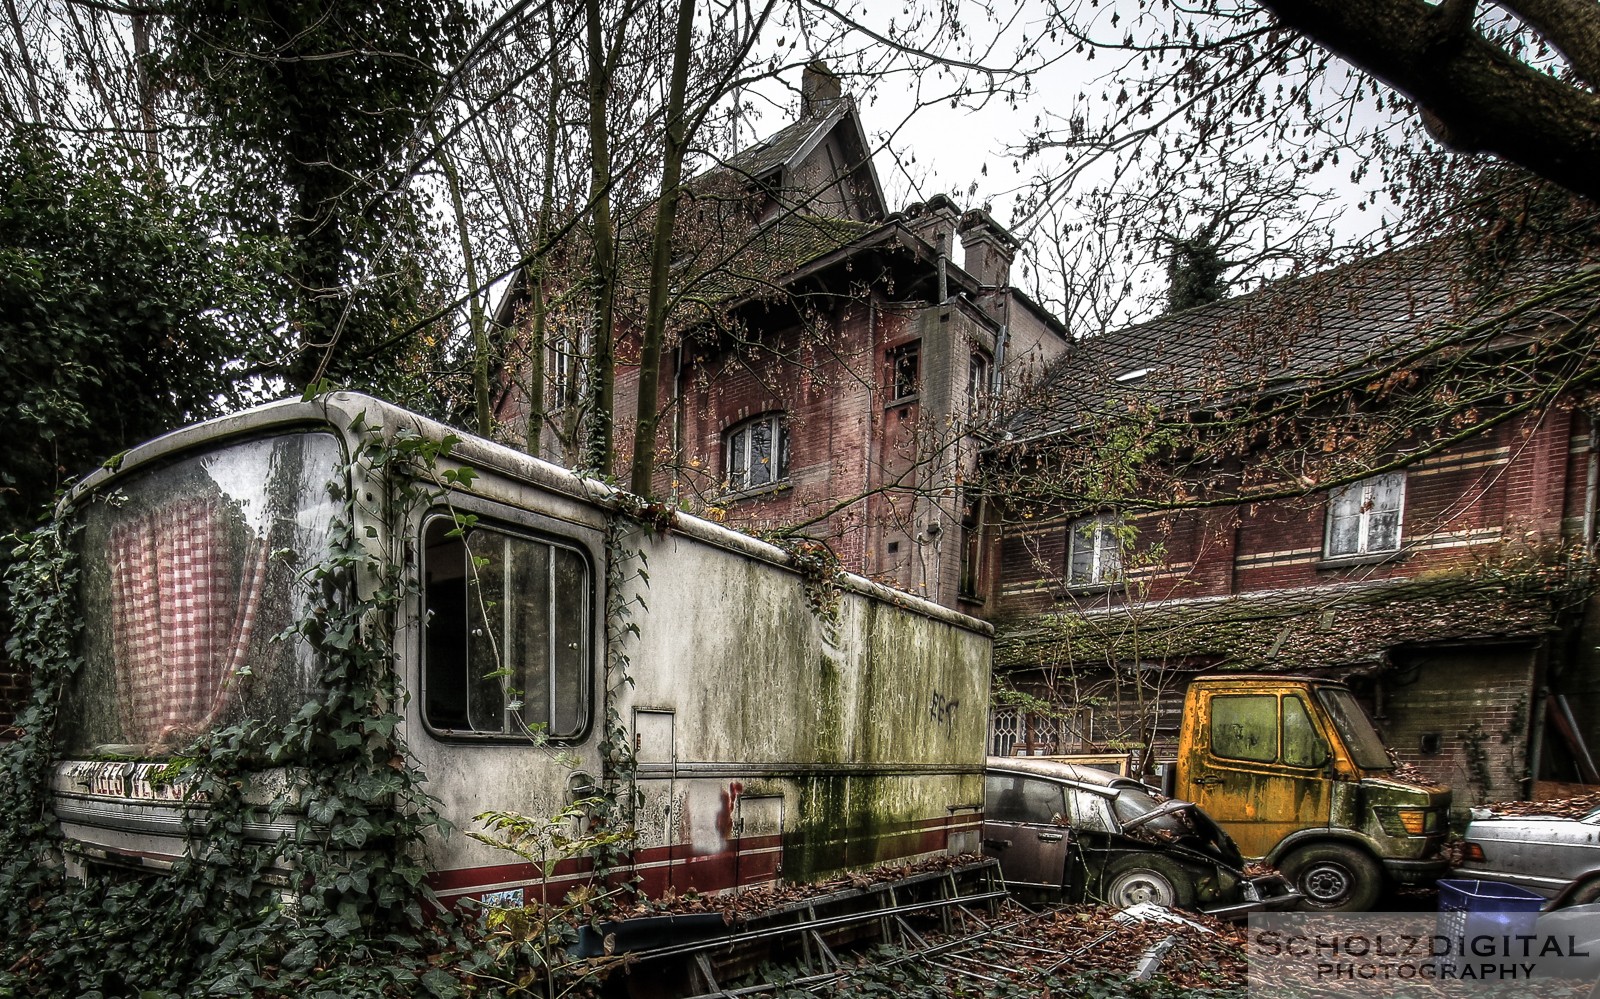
(0, 401), (649, 992)
(0, 411), (448, 995)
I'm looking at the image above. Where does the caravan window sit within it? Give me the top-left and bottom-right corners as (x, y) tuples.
(422, 517), (590, 739)
(68, 432), (343, 756)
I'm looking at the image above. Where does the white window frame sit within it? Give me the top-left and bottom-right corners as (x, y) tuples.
(967, 350), (992, 416)
(1067, 514), (1123, 587)
(991, 709), (1020, 757)
(724, 412), (788, 492)
(1324, 472), (1405, 558)
(421, 514), (593, 742)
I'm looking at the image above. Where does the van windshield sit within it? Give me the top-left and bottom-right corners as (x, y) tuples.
(1317, 687), (1394, 771)
(64, 433), (344, 757)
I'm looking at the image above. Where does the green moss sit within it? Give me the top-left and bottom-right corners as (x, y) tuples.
(781, 773), (922, 880)
(814, 652), (843, 764)
(996, 561), (1590, 675)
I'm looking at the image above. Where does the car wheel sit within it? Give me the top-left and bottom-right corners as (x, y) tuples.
(1552, 873), (1600, 909)
(1282, 843), (1383, 912)
(1104, 855), (1196, 910)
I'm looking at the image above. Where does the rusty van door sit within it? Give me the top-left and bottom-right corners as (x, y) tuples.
(1184, 688), (1336, 860)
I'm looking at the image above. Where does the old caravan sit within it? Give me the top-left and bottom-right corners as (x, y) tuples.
(46, 393), (992, 905)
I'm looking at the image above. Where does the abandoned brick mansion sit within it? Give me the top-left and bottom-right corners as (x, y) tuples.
(491, 64), (1600, 804)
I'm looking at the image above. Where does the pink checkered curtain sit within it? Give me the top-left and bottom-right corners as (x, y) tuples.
(108, 498), (271, 747)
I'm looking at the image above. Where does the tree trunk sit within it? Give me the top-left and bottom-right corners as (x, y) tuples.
(132, 13), (160, 174)
(628, 0), (696, 497)
(526, 18), (564, 457)
(2, 0), (43, 123)
(432, 125), (492, 437)
(1258, 0), (1600, 202)
(581, 0), (617, 476)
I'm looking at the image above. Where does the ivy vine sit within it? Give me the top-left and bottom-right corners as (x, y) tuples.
(0, 411), (484, 996)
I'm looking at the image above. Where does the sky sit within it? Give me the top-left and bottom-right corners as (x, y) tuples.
(706, 0), (1416, 333)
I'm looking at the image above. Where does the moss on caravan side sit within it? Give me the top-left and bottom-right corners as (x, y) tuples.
(619, 504), (991, 891)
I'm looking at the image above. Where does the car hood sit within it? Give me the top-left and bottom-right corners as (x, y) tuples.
(1121, 799), (1245, 868)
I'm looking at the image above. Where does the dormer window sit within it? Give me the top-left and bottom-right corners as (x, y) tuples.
(724, 413), (789, 492)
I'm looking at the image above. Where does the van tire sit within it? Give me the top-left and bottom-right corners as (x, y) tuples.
(1282, 843), (1383, 911)
(1104, 855), (1196, 910)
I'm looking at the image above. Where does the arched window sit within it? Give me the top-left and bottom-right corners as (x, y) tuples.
(724, 413), (789, 492)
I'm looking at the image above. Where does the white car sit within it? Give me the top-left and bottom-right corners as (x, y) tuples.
(1451, 806), (1600, 897)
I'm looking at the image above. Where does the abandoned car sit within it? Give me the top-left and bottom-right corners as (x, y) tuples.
(982, 757), (1297, 916)
(1450, 805), (1600, 898)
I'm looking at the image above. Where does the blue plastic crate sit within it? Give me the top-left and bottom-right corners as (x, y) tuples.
(1436, 878), (1546, 975)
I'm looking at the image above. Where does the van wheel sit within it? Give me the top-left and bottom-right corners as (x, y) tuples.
(1104, 855), (1196, 910)
(1282, 843), (1383, 911)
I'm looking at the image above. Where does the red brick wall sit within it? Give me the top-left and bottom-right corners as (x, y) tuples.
(630, 299), (886, 570)
(620, 294), (1001, 606)
(997, 408), (1579, 614)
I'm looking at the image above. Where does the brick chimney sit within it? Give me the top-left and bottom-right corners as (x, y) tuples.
(800, 61), (843, 119)
(902, 194), (961, 258)
(958, 209), (1020, 287)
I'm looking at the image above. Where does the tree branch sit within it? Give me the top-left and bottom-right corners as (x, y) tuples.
(1492, 0), (1600, 89)
(1256, 0), (1600, 201)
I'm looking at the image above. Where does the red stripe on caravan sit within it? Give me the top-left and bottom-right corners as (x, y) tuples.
(428, 840), (685, 895)
(431, 810), (984, 899)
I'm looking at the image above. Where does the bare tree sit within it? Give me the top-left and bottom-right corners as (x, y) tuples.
(1256, 0), (1600, 203)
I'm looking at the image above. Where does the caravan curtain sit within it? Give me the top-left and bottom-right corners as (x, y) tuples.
(108, 497), (270, 746)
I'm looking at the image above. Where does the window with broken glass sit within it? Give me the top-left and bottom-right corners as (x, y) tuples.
(724, 413), (789, 492)
(1325, 472), (1404, 558)
(1066, 514), (1123, 587)
(886, 340), (920, 404)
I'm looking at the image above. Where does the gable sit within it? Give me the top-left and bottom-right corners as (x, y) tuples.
(712, 100), (886, 224)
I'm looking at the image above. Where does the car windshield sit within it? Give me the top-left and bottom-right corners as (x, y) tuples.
(1316, 686), (1394, 770)
(1584, 808), (1600, 825)
(1111, 784), (1187, 836)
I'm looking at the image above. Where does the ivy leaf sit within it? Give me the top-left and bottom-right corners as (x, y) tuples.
(308, 796), (343, 824)
(421, 969), (461, 998)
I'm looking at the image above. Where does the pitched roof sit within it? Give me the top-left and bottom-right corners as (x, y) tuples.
(1006, 239), (1599, 441)
(718, 104), (847, 182)
(693, 98), (886, 222)
(674, 212), (879, 314)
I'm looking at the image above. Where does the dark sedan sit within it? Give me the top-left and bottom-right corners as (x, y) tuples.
(983, 757), (1298, 916)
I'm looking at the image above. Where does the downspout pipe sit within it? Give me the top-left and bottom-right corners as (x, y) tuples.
(992, 291), (1009, 395)
(1583, 412), (1598, 552)
(671, 343), (684, 505)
